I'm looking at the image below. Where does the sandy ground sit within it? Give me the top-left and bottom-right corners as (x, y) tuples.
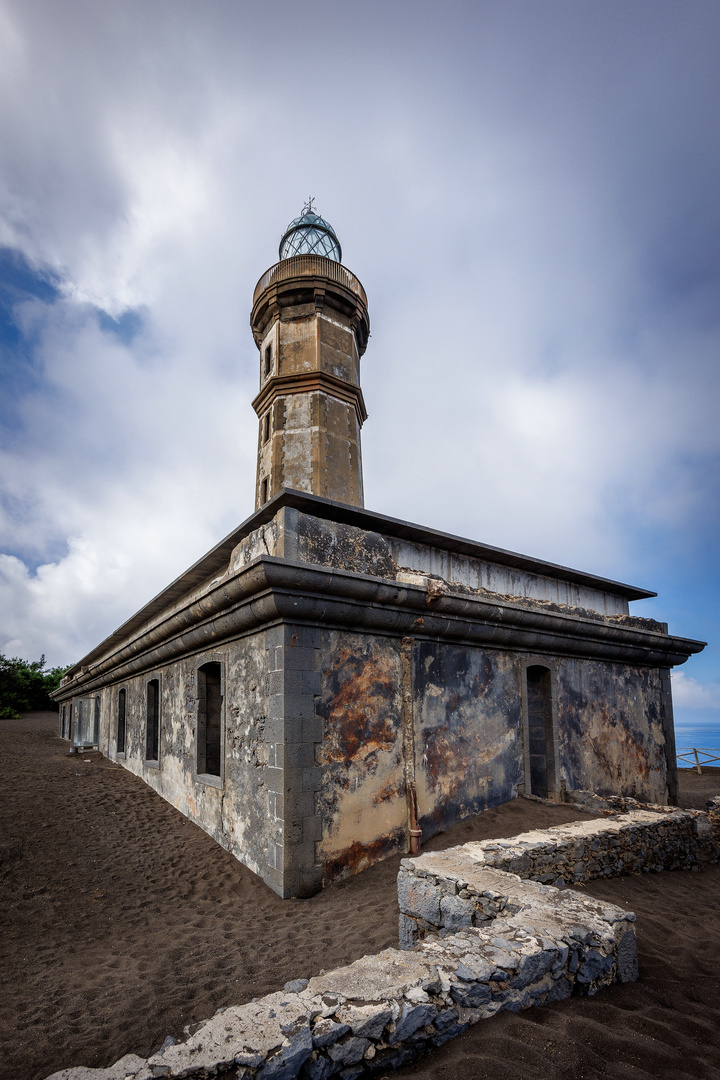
(0, 712), (718, 1080)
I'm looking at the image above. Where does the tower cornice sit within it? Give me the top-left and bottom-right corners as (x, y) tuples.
(252, 370), (368, 426)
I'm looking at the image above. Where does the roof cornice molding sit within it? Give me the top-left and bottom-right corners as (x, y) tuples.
(55, 555), (702, 700)
(57, 489), (662, 683)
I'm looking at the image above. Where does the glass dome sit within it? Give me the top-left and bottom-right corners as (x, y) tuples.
(279, 208), (342, 263)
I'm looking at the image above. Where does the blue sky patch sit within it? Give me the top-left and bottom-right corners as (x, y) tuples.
(0, 248), (61, 435)
(97, 307), (144, 345)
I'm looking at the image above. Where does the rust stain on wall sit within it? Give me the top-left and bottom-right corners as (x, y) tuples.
(318, 645), (399, 773)
(315, 634), (406, 882)
(412, 642), (523, 838)
(556, 660), (668, 803)
(322, 829), (405, 885)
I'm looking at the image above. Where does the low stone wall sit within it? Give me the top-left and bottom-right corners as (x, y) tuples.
(405, 808), (718, 898)
(48, 867), (637, 1080)
(47, 803), (720, 1080)
(708, 796), (720, 843)
(566, 790), (720, 843)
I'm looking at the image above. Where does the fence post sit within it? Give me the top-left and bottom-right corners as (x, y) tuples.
(694, 748), (702, 775)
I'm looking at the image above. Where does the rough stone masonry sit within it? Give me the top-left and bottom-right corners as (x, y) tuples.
(396, 806), (719, 948)
(45, 802), (720, 1080)
(46, 872), (638, 1080)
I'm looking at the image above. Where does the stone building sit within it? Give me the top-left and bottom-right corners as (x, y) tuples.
(55, 207), (705, 898)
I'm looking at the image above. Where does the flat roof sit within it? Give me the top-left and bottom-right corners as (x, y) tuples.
(64, 489), (656, 677)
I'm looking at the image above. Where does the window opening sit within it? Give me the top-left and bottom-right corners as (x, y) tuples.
(197, 662), (222, 777)
(117, 689), (126, 754)
(263, 344), (272, 377)
(260, 477), (268, 504)
(526, 665), (554, 799)
(146, 679), (160, 761)
(263, 411), (271, 443)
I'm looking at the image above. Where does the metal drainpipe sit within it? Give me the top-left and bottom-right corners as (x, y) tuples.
(401, 636), (422, 854)
(407, 781), (422, 855)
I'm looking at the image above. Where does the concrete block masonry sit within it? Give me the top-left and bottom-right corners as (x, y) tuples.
(45, 803), (720, 1080)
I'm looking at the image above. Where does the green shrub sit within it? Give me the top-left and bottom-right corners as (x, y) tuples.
(0, 654), (73, 718)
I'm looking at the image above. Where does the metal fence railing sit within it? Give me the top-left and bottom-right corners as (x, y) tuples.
(676, 747), (720, 774)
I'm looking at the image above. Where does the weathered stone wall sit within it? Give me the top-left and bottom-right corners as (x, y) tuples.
(92, 630), (278, 894)
(312, 630), (674, 884)
(313, 632), (526, 885)
(411, 641), (523, 835)
(51, 807), (720, 1080)
(46, 861), (638, 1080)
(279, 509), (635, 616)
(66, 616), (678, 898)
(314, 630), (407, 883)
(708, 795), (720, 844)
(555, 659), (670, 803)
(398, 809), (719, 949)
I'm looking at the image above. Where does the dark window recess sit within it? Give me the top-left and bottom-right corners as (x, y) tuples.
(263, 411), (271, 443)
(261, 477), (268, 504)
(264, 345), (272, 377)
(117, 689), (126, 754)
(526, 665), (554, 799)
(146, 679), (160, 761)
(197, 662), (222, 777)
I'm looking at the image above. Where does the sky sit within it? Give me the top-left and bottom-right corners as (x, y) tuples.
(0, 0), (718, 744)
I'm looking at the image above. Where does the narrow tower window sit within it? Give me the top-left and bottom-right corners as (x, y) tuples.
(263, 411), (271, 443)
(263, 344), (272, 377)
(146, 679), (160, 761)
(260, 477), (268, 504)
(526, 665), (555, 799)
(117, 688), (126, 754)
(197, 662), (222, 777)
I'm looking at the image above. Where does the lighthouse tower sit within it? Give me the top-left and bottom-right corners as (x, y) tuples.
(250, 203), (370, 510)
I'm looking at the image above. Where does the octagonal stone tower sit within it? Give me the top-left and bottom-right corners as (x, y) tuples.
(250, 207), (370, 510)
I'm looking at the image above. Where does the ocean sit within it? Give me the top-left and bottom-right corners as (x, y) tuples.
(673, 713), (720, 768)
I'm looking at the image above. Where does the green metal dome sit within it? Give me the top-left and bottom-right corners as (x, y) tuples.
(279, 203), (342, 262)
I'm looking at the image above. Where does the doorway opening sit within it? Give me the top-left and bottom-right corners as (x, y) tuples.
(526, 665), (555, 799)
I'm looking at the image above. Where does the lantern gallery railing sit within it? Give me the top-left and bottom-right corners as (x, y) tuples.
(676, 747), (720, 774)
(253, 254), (367, 306)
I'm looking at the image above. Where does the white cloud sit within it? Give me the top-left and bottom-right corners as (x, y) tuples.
(671, 672), (720, 710)
(0, 0), (718, 669)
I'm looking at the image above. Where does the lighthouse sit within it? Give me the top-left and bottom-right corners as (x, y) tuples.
(250, 203), (370, 510)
